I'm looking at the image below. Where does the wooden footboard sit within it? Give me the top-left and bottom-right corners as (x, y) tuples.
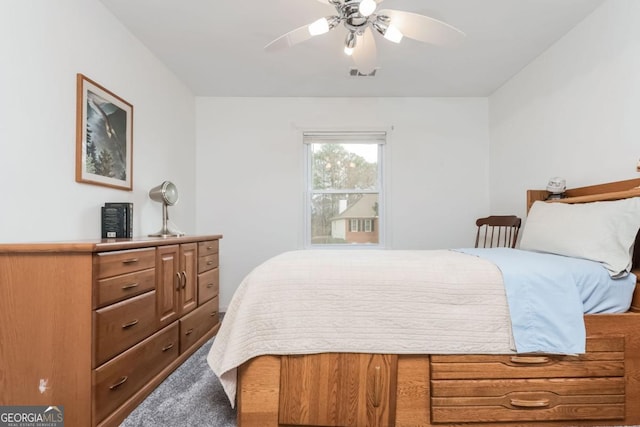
(237, 312), (640, 427)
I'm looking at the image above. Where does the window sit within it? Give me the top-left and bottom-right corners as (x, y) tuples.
(304, 131), (385, 247)
(364, 219), (373, 233)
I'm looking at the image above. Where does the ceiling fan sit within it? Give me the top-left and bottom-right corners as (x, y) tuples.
(264, 0), (466, 74)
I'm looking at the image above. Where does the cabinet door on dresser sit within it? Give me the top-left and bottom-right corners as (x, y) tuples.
(156, 245), (181, 327)
(179, 242), (198, 315)
(156, 243), (198, 328)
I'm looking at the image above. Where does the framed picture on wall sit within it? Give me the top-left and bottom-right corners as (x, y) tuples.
(76, 73), (133, 191)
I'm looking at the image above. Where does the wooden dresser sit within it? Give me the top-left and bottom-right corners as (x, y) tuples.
(0, 235), (222, 427)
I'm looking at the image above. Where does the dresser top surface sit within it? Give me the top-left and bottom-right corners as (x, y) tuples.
(0, 235), (222, 253)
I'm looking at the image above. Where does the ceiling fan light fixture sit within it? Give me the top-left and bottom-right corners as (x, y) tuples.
(308, 16), (340, 36)
(344, 31), (357, 55)
(266, 5), (466, 69)
(384, 25), (403, 43)
(358, 0), (376, 17)
(308, 18), (329, 36)
(373, 18), (403, 44)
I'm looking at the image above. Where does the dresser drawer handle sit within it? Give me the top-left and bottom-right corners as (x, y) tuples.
(207, 283), (214, 288)
(109, 376), (128, 390)
(207, 261), (215, 266)
(207, 245), (214, 250)
(210, 311), (218, 317)
(181, 271), (187, 289)
(121, 282), (139, 290)
(185, 328), (194, 336)
(122, 258), (139, 264)
(510, 398), (550, 408)
(122, 319), (139, 329)
(162, 343), (175, 352)
(510, 356), (550, 364)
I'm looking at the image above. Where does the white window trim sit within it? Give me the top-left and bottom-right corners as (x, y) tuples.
(303, 131), (386, 248)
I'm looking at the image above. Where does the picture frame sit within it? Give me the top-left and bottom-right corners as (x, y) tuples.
(76, 73), (133, 191)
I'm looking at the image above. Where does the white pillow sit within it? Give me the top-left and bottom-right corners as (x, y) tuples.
(519, 197), (640, 277)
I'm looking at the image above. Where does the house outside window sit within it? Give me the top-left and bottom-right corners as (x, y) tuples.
(304, 131), (385, 247)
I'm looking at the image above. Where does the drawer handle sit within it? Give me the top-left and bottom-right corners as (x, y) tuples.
(210, 311), (218, 317)
(510, 356), (550, 364)
(122, 258), (139, 264)
(109, 376), (128, 390)
(207, 261), (214, 265)
(510, 398), (550, 408)
(121, 282), (139, 290)
(162, 343), (175, 352)
(207, 245), (214, 250)
(207, 283), (214, 288)
(122, 319), (139, 329)
(185, 328), (194, 336)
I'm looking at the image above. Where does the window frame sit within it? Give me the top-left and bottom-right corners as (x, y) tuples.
(303, 131), (385, 248)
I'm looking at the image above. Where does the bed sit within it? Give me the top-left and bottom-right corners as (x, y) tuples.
(208, 178), (640, 427)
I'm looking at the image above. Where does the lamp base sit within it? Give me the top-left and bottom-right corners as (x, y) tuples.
(149, 203), (184, 238)
(149, 226), (185, 238)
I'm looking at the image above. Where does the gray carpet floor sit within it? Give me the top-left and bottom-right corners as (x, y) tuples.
(120, 337), (236, 427)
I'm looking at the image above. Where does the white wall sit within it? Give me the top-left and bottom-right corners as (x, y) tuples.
(0, 0), (196, 242)
(195, 97), (491, 309)
(489, 0), (640, 219)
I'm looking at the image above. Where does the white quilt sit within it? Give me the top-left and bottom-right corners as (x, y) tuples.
(207, 249), (516, 406)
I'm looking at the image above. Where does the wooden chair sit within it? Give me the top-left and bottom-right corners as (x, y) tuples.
(475, 215), (522, 248)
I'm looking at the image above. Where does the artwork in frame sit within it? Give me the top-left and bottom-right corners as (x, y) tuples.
(76, 73), (133, 191)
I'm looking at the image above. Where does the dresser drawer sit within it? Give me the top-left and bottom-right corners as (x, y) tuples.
(431, 377), (625, 423)
(179, 296), (219, 353)
(198, 268), (219, 304)
(431, 336), (624, 380)
(93, 322), (179, 423)
(96, 268), (155, 308)
(94, 291), (157, 366)
(94, 248), (156, 279)
(198, 253), (219, 274)
(198, 239), (219, 257)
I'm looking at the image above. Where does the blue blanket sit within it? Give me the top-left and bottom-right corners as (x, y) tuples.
(456, 248), (635, 354)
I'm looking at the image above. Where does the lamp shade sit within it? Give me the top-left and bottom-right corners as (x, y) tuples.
(149, 181), (179, 206)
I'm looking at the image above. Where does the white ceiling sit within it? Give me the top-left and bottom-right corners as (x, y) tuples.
(99, 0), (604, 97)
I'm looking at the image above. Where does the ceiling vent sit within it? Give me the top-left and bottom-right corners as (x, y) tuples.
(349, 67), (378, 77)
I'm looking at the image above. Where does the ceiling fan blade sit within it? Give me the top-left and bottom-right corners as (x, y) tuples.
(377, 9), (465, 46)
(352, 27), (377, 74)
(264, 24), (314, 52)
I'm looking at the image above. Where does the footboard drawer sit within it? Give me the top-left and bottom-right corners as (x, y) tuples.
(431, 336), (625, 424)
(431, 336), (624, 380)
(431, 377), (625, 423)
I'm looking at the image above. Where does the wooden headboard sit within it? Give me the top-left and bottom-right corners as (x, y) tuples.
(526, 177), (640, 313)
